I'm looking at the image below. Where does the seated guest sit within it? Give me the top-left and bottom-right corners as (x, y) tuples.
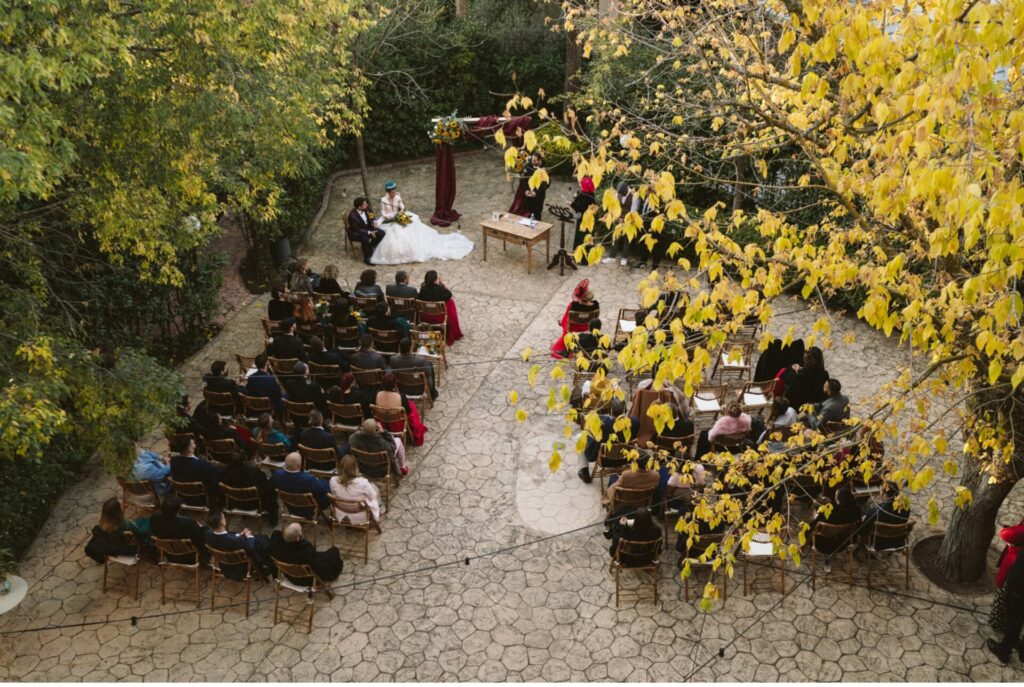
(175, 394), (204, 436)
(696, 402), (753, 458)
(201, 410), (243, 448)
(605, 459), (660, 505)
(204, 510), (272, 578)
(203, 360), (241, 397)
(327, 296), (355, 329)
(270, 452), (331, 518)
(354, 268), (385, 302)
(656, 402), (696, 444)
(327, 371), (373, 418)
(269, 523), (343, 584)
(294, 294), (319, 328)
(169, 435), (223, 502)
(220, 449), (278, 525)
(860, 483), (911, 549)
(349, 333), (388, 374)
(308, 336), (348, 381)
(284, 361), (326, 416)
(255, 413), (291, 449)
(316, 264), (345, 296)
(85, 498), (150, 564)
(385, 270), (418, 299)
(150, 495), (205, 562)
(375, 372), (427, 448)
(418, 270), (463, 346)
(576, 318), (610, 359)
(608, 508), (662, 566)
(810, 487), (862, 556)
(270, 318), (306, 362)
(389, 338), (438, 400)
(133, 445), (172, 496)
(245, 354), (284, 415)
(298, 410), (345, 456)
(268, 284), (294, 322)
(674, 499), (727, 556)
(288, 258), (317, 294)
(758, 396), (798, 444)
(802, 378), (850, 430)
(629, 385), (681, 446)
(366, 300), (410, 340)
(578, 398), (639, 483)
(552, 279), (599, 359)
(329, 455), (383, 533)
(349, 419), (405, 479)
(634, 366), (691, 418)
(780, 346), (829, 411)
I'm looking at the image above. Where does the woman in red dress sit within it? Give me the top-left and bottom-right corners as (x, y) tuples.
(551, 279), (600, 359)
(375, 372), (427, 450)
(418, 270), (463, 347)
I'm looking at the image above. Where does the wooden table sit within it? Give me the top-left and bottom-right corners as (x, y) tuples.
(480, 213), (552, 274)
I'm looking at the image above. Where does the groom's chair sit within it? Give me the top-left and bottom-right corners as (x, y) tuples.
(342, 213), (357, 259)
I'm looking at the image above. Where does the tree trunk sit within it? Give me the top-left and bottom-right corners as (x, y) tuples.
(733, 156), (753, 213)
(454, 0), (466, 17)
(564, 29), (581, 99)
(355, 133), (372, 208)
(933, 380), (1024, 583)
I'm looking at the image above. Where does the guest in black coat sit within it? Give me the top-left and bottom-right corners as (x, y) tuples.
(245, 354), (284, 415)
(781, 346), (829, 412)
(860, 483), (911, 550)
(150, 496), (205, 563)
(169, 435), (223, 503)
(570, 176), (597, 249)
(328, 372), (374, 418)
(269, 523), (344, 584)
(204, 510), (272, 578)
(316, 264), (346, 296)
(811, 487), (862, 555)
(523, 152), (549, 221)
(385, 270), (418, 299)
(219, 450), (278, 524)
(268, 284), (294, 322)
(284, 361), (326, 416)
(85, 498), (149, 564)
(417, 276), (453, 303)
(609, 508), (662, 566)
(349, 333), (388, 373)
(298, 410), (345, 456)
(270, 318), (307, 362)
(203, 360), (242, 396)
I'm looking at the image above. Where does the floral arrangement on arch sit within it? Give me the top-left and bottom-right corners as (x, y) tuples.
(430, 111), (462, 145)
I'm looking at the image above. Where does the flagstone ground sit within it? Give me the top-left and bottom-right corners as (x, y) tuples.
(1, 150), (1022, 681)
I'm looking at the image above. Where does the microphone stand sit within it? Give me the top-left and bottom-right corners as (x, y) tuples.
(546, 204), (577, 276)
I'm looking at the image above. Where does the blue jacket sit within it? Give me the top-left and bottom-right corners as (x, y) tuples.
(133, 450), (171, 495)
(271, 469), (330, 515)
(246, 371), (284, 414)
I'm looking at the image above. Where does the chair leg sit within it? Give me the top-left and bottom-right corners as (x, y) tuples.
(364, 526), (369, 562)
(210, 570), (217, 610)
(780, 557), (785, 594)
(614, 567), (621, 608)
(134, 563), (140, 601)
(866, 551), (873, 589)
(848, 549), (854, 587)
(195, 568), (202, 608)
(244, 577), (251, 618)
(684, 572), (690, 603)
(811, 548), (817, 591)
(743, 556), (748, 595)
(103, 561), (109, 593)
(307, 594), (315, 634)
(905, 549), (910, 590)
(273, 582), (281, 625)
(161, 566), (167, 604)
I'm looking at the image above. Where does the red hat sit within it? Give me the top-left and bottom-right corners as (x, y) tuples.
(580, 176), (595, 194)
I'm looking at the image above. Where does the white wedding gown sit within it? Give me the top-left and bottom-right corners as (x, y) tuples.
(370, 192), (474, 265)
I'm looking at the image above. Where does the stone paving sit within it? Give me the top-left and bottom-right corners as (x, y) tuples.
(2, 150), (1024, 681)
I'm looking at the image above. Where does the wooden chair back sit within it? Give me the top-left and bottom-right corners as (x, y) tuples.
(277, 491), (321, 538)
(240, 394), (275, 422)
(394, 370), (430, 401)
(202, 389), (235, 418)
(711, 431), (750, 454)
(221, 484), (262, 513)
(568, 308), (599, 327)
(692, 384), (726, 421)
(386, 295), (417, 321)
(369, 327), (402, 356)
(415, 299), (447, 324)
(207, 546), (252, 573)
(256, 440), (289, 465)
(327, 401), (364, 429)
(614, 308), (643, 344)
(613, 537), (663, 569)
(352, 294), (379, 312)
(350, 448), (393, 513)
(117, 477), (159, 514)
(153, 537), (199, 566)
(169, 480), (210, 513)
(235, 353), (257, 378)
(308, 362), (341, 387)
(261, 319), (284, 338)
(268, 356), (299, 379)
(867, 519), (915, 552)
(610, 484), (657, 513)
(298, 444), (339, 476)
(351, 366), (384, 389)
(811, 521), (859, 552)
(206, 438), (237, 465)
(333, 325), (360, 351)
(283, 400), (316, 429)
(653, 433), (694, 459)
(739, 381), (772, 414)
(370, 404), (409, 442)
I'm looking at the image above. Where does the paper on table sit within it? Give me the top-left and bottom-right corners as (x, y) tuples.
(619, 319), (637, 333)
(517, 217), (536, 227)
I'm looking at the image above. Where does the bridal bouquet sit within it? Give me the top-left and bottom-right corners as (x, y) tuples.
(395, 210), (412, 226)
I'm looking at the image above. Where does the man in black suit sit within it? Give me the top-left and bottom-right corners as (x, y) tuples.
(385, 270), (418, 299)
(389, 337), (438, 399)
(169, 435), (223, 503)
(270, 318), (306, 361)
(349, 333), (388, 372)
(203, 360), (242, 397)
(245, 354), (284, 415)
(284, 361), (326, 414)
(268, 284), (294, 322)
(308, 336), (348, 385)
(204, 510), (272, 578)
(298, 409), (346, 457)
(150, 495), (206, 562)
(348, 197), (385, 265)
(576, 318), (606, 358)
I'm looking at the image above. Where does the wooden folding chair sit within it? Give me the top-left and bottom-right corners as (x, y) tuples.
(333, 325), (361, 352)
(741, 532), (785, 595)
(308, 362), (341, 389)
(386, 295), (417, 322)
(206, 438), (236, 467)
(268, 357), (299, 384)
(256, 440), (290, 474)
(393, 370), (433, 416)
(614, 308), (643, 345)
(592, 443), (633, 494)
(711, 342), (754, 384)
(865, 520), (916, 590)
(221, 484), (266, 530)
(261, 319), (284, 339)
(710, 431), (750, 455)
(352, 294), (379, 312)
(169, 480), (210, 519)
(680, 531), (728, 603)
(117, 477), (160, 517)
(326, 401), (364, 436)
(610, 538), (663, 607)
(738, 380), (773, 416)
(272, 559), (332, 634)
(410, 327), (446, 381)
(276, 490), (322, 545)
(351, 448), (394, 514)
(369, 327), (402, 358)
(234, 353), (257, 379)
(103, 530), (142, 601)
(298, 444), (339, 479)
(415, 300), (448, 345)
(691, 384), (726, 427)
(207, 546), (254, 617)
(568, 308), (600, 328)
(370, 404), (411, 447)
(810, 521), (859, 591)
(328, 495), (377, 563)
(202, 389), (236, 419)
(652, 433), (694, 460)
(283, 400), (316, 432)
(343, 212), (357, 259)
(152, 537), (202, 607)
(605, 483), (658, 516)
(240, 394), (276, 424)
(351, 366), (384, 390)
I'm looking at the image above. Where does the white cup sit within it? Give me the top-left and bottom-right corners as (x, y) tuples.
(492, 211), (500, 220)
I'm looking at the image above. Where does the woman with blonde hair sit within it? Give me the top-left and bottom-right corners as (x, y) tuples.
(329, 455), (382, 533)
(317, 264), (345, 296)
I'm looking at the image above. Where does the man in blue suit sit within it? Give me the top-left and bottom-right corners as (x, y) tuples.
(245, 353), (284, 415)
(169, 435), (223, 504)
(270, 452), (330, 519)
(204, 510), (272, 578)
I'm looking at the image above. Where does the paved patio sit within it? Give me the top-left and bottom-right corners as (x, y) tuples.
(1, 150), (1022, 681)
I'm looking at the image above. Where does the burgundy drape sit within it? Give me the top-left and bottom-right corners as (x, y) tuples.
(466, 115), (533, 143)
(431, 144), (460, 227)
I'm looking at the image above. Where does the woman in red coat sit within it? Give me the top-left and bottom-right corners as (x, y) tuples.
(551, 279), (599, 359)
(992, 521), (1024, 632)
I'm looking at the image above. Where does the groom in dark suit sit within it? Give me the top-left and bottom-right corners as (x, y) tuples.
(348, 197), (385, 265)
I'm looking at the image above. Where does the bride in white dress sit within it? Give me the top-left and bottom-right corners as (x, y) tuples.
(371, 180), (474, 265)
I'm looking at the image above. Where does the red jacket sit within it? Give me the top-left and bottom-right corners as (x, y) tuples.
(996, 523), (1024, 588)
